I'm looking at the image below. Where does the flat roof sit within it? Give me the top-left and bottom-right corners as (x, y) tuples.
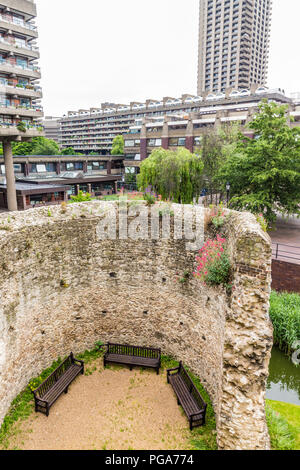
(0, 182), (69, 195)
(17, 174), (121, 185)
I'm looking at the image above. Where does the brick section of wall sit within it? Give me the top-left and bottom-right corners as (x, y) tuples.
(272, 260), (300, 293)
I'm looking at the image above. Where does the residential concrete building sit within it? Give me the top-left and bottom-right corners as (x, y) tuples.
(122, 88), (299, 175)
(198, 0), (272, 94)
(0, 0), (43, 210)
(42, 116), (61, 144)
(59, 92), (244, 155)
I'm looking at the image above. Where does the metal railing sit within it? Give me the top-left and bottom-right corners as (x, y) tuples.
(0, 15), (37, 31)
(0, 37), (39, 51)
(272, 243), (300, 263)
(0, 60), (40, 73)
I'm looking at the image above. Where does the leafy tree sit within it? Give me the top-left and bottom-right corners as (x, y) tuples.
(31, 137), (60, 155)
(61, 147), (76, 155)
(137, 148), (204, 204)
(111, 135), (124, 155)
(218, 100), (300, 224)
(195, 124), (241, 203)
(8, 137), (59, 156)
(12, 141), (35, 155)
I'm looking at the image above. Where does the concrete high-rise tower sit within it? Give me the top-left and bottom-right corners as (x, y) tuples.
(197, 0), (272, 94)
(0, 0), (43, 211)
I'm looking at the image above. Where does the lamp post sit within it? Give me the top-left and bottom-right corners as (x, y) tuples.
(226, 182), (231, 207)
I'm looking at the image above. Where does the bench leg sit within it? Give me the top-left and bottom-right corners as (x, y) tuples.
(156, 367), (159, 375)
(177, 398), (181, 406)
(103, 359), (106, 368)
(46, 406), (49, 417)
(189, 420), (193, 431)
(64, 387), (69, 394)
(130, 366), (133, 371)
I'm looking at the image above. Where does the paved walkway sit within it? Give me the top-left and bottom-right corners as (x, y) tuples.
(269, 216), (300, 264)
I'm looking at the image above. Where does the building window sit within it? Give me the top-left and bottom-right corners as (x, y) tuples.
(148, 138), (162, 147)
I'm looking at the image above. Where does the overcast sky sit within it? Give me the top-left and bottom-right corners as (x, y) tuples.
(35, 0), (300, 117)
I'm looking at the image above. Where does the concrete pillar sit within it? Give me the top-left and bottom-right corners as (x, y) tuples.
(24, 162), (29, 177)
(162, 116), (169, 150)
(3, 140), (17, 211)
(107, 160), (112, 175)
(185, 119), (194, 152)
(140, 139), (147, 161)
(162, 137), (169, 150)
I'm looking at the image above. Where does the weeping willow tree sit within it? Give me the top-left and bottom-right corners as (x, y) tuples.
(137, 148), (204, 204)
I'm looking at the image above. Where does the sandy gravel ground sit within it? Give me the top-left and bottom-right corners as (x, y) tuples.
(10, 358), (190, 450)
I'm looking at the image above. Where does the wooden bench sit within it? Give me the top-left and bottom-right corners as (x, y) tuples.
(32, 353), (84, 416)
(103, 342), (161, 374)
(167, 361), (207, 430)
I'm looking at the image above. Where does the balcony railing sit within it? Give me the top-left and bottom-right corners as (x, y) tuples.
(0, 122), (44, 130)
(0, 15), (37, 32)
(0, 37), (39, 52)
(0, 103), (43, 112)
(0, 80), (41, 93)
(0, 59), (40, 73)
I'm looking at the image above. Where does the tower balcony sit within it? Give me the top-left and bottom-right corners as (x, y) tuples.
(0, 125), (44, 141)
(0, 82), (42, 99)
(0, 12), (38, 39)
(0, 37), (39, 59)
(0, 104), (43, 118)
(0, 1), (37, 18)
(0, 60), (41, 79)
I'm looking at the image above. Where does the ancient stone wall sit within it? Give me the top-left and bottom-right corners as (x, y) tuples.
(0, 201), (273, 449)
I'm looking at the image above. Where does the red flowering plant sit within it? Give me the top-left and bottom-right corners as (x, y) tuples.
(194, 234), (232, 290)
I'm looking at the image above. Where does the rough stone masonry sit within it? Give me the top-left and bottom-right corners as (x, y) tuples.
(0, 201), (273, 450)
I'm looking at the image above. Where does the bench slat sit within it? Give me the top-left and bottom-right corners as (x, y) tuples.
(32, 353), (84, 416)
(42, 365), (82, 404)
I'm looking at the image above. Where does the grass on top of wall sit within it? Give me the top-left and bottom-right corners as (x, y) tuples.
(269, 291), (300, 356)
(266, 400), (300, 450)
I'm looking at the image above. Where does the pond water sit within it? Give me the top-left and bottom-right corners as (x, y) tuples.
(266, 347), (300, 406)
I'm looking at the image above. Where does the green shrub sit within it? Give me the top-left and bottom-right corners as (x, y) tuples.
(269, 291), (300, 356)
(70, 190), (92, 203)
